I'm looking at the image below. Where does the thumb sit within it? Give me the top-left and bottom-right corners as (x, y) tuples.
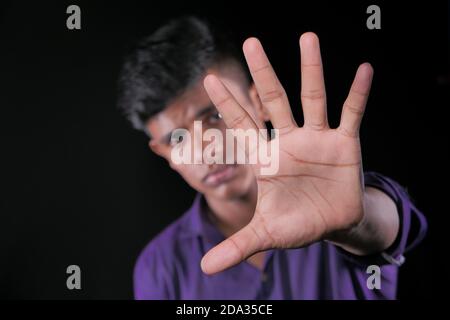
(200, 221), (267, 275)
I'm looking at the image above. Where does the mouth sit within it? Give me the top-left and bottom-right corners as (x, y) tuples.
(203, 164), (238, 187)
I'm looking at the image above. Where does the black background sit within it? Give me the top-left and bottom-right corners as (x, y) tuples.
(0, 1), (447, 299)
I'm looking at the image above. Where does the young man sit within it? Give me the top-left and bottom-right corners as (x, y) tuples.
(118, 16), (427, 299)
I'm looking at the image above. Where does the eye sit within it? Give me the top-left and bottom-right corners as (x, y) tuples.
(169, 132), (185, 147)
(207, 111), (223, 124)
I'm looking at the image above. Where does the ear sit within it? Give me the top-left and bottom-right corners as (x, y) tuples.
(149, 139), (179, 170)
(248, 83), (270, 123)
(148, 139), (165, 158)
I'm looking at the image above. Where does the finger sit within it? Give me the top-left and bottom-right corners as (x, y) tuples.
(338, 63), (374, 137)
(299, 32), (328, 130)
(204, 74), (258, 132)
(200, 222), (265, 275)
(243, 37), (296, 132)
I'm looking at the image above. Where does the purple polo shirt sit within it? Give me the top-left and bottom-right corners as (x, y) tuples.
(134, 171), (427, 300)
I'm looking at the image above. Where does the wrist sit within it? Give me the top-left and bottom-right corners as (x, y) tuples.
(325, 187), (400, 256)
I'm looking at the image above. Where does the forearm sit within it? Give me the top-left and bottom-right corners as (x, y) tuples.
(326, 186), (400, 256)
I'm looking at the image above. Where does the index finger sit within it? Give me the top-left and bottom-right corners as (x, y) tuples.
(243, 38), (297, 133)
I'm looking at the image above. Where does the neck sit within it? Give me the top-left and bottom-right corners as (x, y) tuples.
(204, 181), (258, 238)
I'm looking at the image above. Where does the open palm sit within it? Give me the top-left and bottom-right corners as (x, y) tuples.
(202, 32), (373, 275)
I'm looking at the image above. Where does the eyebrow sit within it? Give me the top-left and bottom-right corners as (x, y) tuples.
(160, 105), (217, 145)
(194, 104), (216, 119)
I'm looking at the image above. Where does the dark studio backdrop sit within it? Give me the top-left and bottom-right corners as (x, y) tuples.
(0, 1), (448, 299)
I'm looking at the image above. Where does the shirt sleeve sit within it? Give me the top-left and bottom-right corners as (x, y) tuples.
(133, 244), (171, 300)
(336, 171), (428, 267)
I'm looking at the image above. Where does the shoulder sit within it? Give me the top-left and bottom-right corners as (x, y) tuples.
(133, 209), (198, 299)
(135, 211), (194, 271)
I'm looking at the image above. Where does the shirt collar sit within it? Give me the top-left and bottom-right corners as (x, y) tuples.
(185, 192), (275, 268)
(185, 193), (225, 244)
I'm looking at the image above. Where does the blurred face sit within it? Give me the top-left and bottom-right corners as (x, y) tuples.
(146, 63), (268, 201)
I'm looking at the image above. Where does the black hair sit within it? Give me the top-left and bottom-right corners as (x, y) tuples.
(117, 16), (249, 133)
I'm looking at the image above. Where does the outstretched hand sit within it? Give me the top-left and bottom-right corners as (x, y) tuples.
(201, 32), (374, 275)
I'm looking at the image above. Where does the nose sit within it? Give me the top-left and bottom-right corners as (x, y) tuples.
(191, 121), (225, 165)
